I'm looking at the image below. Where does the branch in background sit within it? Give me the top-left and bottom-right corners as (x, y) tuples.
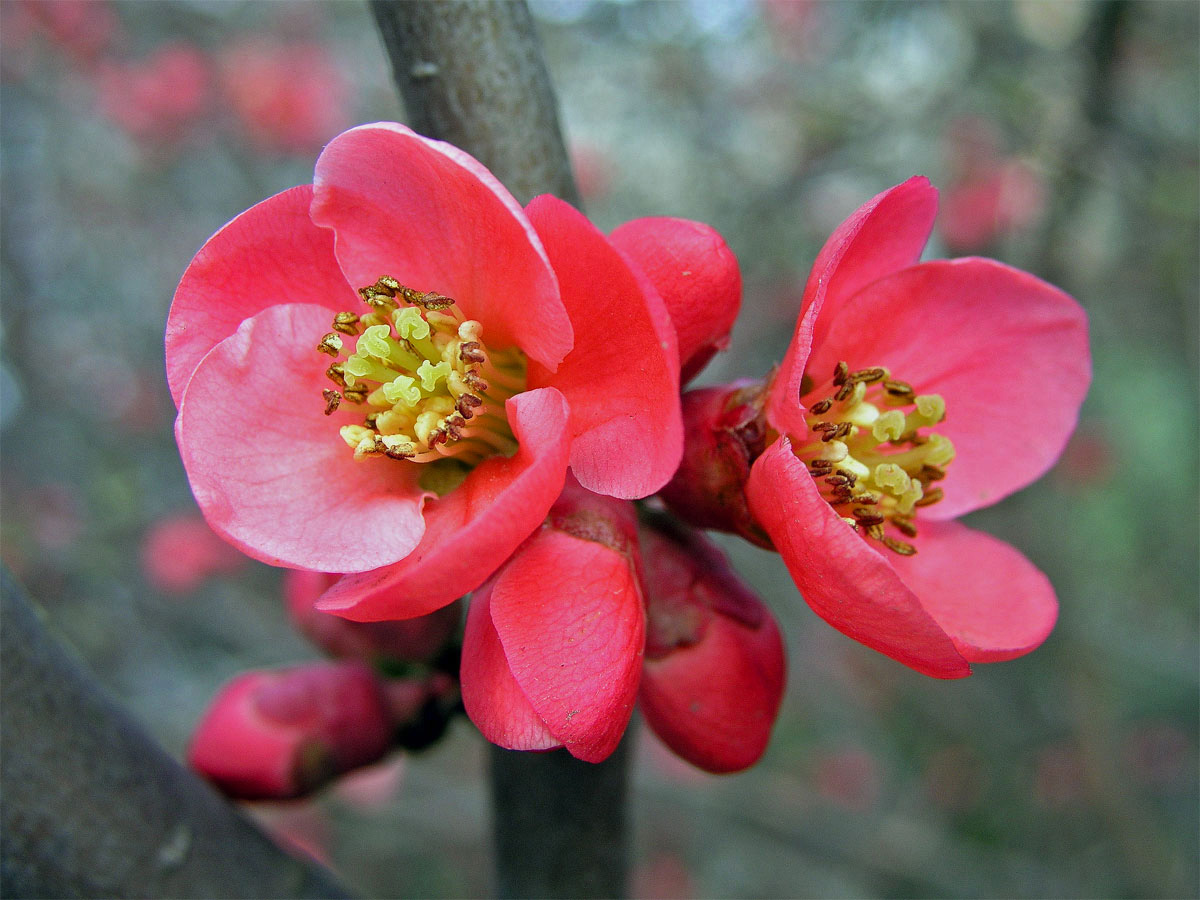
(370, 2), (628, 897)
(0, 567), (352, 900)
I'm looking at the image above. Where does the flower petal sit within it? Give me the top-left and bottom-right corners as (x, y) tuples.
(315, 387), (571, 621)
(166, 185), (354, 407)
(890, 521), (1058, 663)
(460, 580), (563, 753)
(803, 257), (1091, 518)
(746, 437), (970, 678)
(490, 527), (644, 763)
(177, 303), (426, 572)
(310, 122), (572, 369)
(769, 177), (938, 437)
(608, 216), (741, 384)
(525, 195), (683, 499)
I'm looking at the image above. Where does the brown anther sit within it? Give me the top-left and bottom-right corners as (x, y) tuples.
(850, 492), (878, 505)
(377, 276), (401, 295)
(884, 379), (914, 396)
(444, 421), (463, 441)
(365, 412), (380, 428)
(830, 486), (855, 504)
(325, 363), (347, 387)
(322, 390), (341, 416)
(410, 290), (455, 310)
(809, 458), (835, 471)
(824, 474), (851, 487)
(342, 385), (369, 404)
(835, 468), (858, 486)
(812, 421), (838, 434)
(427, 429), (447, 449)
(364, 293), (399, 312)
(808, 398), (833, 415)
(317, 333), (342, 356)
(866, 523), (886, 541)
(835, 422), (854, 439)
(852, 509), (886, 526)
(833, 361), (849, 386)
(332, 312), (361, 335)
(459, 342), (486, 364)
(384, 445), (415, 460)
(891, 516), (918, 538)
(848, 366), (887, 384)
(463, 371), (489, 392)
(919, 464), (947, 482)
(834, 381), (855, 402)
(881, 535), (917, 556)
(914, 487), (944, 507)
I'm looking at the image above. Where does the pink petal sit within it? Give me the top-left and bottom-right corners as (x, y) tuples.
(166, 185), (355, 407)
(802, 257), (1091, 518)
(490, 528), (644, 762)
(460, 580), (562, 753)
(890, 521), (1058, 662)
(746, 438), (970, 678)
(315, 387), (571, 621)
(176, 303), (426, 572)
(310, 122), (572, 369)
(769, 177), (938, 438)
(608, 216), (741, 383)
(525, 195), (683, 499)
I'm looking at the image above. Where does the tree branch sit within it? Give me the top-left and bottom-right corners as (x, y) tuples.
(0, 567), (352, 899)
(370, 2), (628, 897)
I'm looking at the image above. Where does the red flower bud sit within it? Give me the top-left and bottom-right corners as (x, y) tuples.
(658, 381), (772, 547)
(188, 661), (392, 800)
(285, 570), (460, 664)
(638, 517), (786, 774)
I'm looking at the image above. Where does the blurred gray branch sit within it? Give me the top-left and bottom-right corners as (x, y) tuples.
(0, 567), (352, 899)
(371, 2), (627, 897)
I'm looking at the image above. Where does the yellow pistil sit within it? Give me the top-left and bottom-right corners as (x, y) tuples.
(792, 360), (957, 556)
(317, 276), (527, 467)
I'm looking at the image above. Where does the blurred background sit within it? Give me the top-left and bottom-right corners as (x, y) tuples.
(1, 0), (1196, 896)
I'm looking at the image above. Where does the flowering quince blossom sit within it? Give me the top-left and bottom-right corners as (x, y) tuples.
(665, 176), (1090, 678)
(167, 122), (686, 620)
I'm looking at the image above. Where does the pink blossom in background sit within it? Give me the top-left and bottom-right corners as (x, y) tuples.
(0, 0), (119, 77)
(813, 746), (882, 811)
(141, 512), (246, 595)
(217, 39), (349, 155)
(96, 42), (213, 147)
(568, 141), (613, 203)
(168, 123), (683, 624)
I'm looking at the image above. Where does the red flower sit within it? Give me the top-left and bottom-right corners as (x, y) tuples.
(459, 477), (645, 763)
(747, 176), (1090, 677)
(669, 177), (1089, 678)
(167, 123), (683, 619)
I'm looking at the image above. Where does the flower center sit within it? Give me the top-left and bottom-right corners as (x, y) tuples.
(792, 361), (955, 555)
(317, 276), (527, 467)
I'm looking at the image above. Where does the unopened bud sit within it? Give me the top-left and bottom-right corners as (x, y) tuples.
(638, 516), (786, 774)
(285, 570), (461, 664)
(187, 661), (392, 800)
(659, 381), (772, 547)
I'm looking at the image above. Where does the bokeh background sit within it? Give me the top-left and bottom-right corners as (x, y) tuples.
(1, 1), (1196, 896)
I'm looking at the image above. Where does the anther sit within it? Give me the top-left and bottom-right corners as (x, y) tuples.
(332, 312), (361, 335)
(835, 468), (858, 486)
(809, 398), (833, 415)
(809, 459), (835, 473)
(852, 509), (886, 526)
(459, 342), (486, 364)
(833, 361), (849, 386)
(322, 390), (341, 416)
(317, 333), (343, 356)
(834, 381), (855, 402)
(326, 364), (347, 387)
(881, 535), (917, 556)
(847, 366), (887, 384)
(914, 487), (944, 507)
(884, 379), (914, 396)
(891, 516), (918, 537)
(919, 464), (947, 482)
(342, 385), (369, 404)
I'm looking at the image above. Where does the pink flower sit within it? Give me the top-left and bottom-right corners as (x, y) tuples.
(141, 511), (247, 594)
(460, 477), (645, 763)
(670, 177), (1090, 677)
(638, 518), (786, 773)
(96, 43), (213, 147)
(217, 39), (348, 155)
(188, 661), (392, 800)
(167, 123), (684, 620)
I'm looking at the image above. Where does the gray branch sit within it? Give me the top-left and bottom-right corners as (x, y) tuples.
(0, 567), (352, 899)
(371, 2), (628, 897)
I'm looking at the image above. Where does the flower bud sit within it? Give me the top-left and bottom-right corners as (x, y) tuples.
(658, 380), (772, 547)
(188, 661), (392, 800)
(285, 570), (460, 665)
(638, 517), (786, 773)
(609, 217), (741, 384)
